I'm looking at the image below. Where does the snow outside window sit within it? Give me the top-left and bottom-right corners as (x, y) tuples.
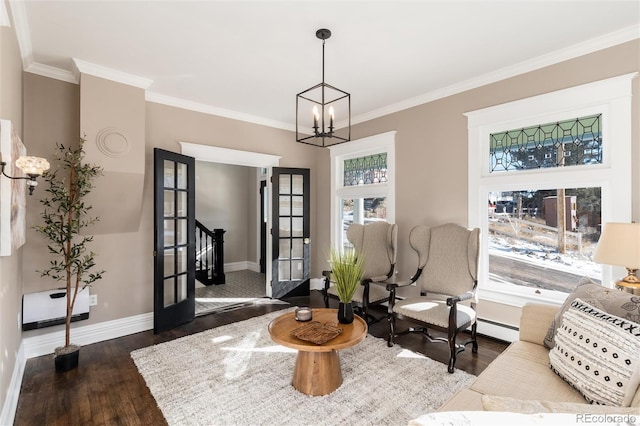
(466, 74), (635, 306)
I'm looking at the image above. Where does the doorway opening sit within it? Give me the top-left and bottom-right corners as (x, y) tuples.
(179, 142), (282, 316)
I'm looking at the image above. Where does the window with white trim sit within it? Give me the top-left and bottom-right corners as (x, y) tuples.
(329, 131), (396, 251)
(466, 74), (635, 306)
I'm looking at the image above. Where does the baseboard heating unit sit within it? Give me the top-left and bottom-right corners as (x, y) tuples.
(22, 288), (90, 331)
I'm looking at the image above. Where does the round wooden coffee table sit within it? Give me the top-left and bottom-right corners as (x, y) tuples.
(268, 308), (368, 396)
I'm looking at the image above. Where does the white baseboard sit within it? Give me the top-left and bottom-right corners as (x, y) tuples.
(21, 263), (266, 359)
(225, 261), (260, 273)
(23, 312), (154, 359)
(0, 341), (25, 426)
(246, 262), (260, 273)
(476, 318), (519, 342)
(310, 277), (324, 291)
(3, 312), (153, 424)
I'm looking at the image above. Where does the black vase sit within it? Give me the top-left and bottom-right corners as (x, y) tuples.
(337, 302), (354, 324)
(54, 348), (79, 372)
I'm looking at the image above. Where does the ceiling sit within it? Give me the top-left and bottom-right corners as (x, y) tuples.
(7, 1), (640, 131)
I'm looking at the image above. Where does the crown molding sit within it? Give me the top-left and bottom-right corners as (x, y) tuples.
(352, 24), (640, 126)
(146, 92), (296, 132)
(72, 58), (153, 89)
(7, 4), (638, 132)
(7, 0), (33, 70)
(25, 62), (77, 84)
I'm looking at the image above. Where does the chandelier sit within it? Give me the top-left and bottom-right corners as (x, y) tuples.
(296, 28), (350, 147)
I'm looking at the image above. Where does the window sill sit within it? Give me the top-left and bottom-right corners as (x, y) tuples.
(479, 282), (567, 308)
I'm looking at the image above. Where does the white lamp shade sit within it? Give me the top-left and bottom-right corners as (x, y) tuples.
(15, 156), (50, 176)
(593, 222), (640, 269)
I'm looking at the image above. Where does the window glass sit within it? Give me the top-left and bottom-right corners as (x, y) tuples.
(488, 187), (601, 293)
(341, 197), (387, 249)
(330, 131), (396, 253)
(343, 153), (387, 186)
(490, 114), (602, 173)
(467, 74), (634, 305)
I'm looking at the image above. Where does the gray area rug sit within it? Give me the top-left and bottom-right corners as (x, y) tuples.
(195, 270), (273, 316)
(131, 309), (476, 425)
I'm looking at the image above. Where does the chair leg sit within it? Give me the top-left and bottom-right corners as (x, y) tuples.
(387, 315), (396, 347)
(322, 277), (330, 308)
(447, 329), (457, 374)
(361, 298), (369, 323)
(471, 322), (478, 353)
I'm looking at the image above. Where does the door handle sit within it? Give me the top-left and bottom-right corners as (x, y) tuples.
(304, 238), (310, 244)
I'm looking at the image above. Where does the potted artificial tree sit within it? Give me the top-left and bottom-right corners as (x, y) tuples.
(328, 247), (365, 324)
(34, 139), (104, 371)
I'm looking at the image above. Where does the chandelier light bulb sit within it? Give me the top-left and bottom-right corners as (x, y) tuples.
(329, 106), (335, 129)
(313, 106), (319, 129)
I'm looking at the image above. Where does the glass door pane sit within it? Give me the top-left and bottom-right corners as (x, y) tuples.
(271, 168), (310, 299)
(154, 148), (195, 333)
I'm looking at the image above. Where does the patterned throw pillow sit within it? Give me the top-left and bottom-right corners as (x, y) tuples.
(549, 298), (640, 406)
(543, 277), (640, 349)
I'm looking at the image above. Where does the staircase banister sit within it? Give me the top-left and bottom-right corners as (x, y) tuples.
(196, 220), (225, 240)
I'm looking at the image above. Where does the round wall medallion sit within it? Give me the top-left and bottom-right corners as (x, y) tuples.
(96, 128), (130, 158)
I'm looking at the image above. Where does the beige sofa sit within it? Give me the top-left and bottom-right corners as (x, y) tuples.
(437, 303), (640, 413)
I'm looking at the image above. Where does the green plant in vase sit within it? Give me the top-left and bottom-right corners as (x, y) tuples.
(329, 246), (365, 324)
(34, 139), (104, 371)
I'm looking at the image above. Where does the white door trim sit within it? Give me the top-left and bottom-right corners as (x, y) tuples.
(179, 141), (282, 296)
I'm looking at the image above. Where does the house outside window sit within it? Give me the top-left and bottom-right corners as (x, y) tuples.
(466, 73), (635, 306)
(329, 132), (396, 251)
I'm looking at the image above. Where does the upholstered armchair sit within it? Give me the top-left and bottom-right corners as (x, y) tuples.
(323, 221), (398, 324)
(386, 223), (480, 373)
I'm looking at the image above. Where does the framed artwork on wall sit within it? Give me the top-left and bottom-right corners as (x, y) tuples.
(0, 119), (27, 256)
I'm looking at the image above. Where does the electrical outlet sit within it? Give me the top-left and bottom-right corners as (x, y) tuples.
(89, 294), (98, 306)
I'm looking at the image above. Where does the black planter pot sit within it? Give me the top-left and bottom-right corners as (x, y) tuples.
(337, 302), (354, 324)
(55, 347), (79, 372)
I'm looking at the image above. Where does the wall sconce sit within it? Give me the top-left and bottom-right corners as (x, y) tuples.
(0, 154), (50, 195)
(593, 222), (640, 294)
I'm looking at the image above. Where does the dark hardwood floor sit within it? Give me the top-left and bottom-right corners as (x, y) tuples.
(14, 290), (509, 425)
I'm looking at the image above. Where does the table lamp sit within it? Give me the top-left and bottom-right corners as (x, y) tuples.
(593, 222), (640, 293)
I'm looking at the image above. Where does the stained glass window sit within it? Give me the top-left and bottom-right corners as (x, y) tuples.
(490, 114), (602, 172)
(343, 153), (387, 186)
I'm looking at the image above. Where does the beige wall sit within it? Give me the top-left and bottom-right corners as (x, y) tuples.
(22, 73), (79, 295)
(80, 74), (146, 235)
(21, 95), (318, 330)
(315, 40), (640, 327)
(195, 161), (255, 264)
(0, 14), (24, 418)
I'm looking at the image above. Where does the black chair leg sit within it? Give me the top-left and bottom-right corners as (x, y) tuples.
(471, 322), (478, 353)
(447, 330), (457, 374)
(361, 299), (369, 323)
(322, 277), (330, 308)
(387, 315), (396, 347)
